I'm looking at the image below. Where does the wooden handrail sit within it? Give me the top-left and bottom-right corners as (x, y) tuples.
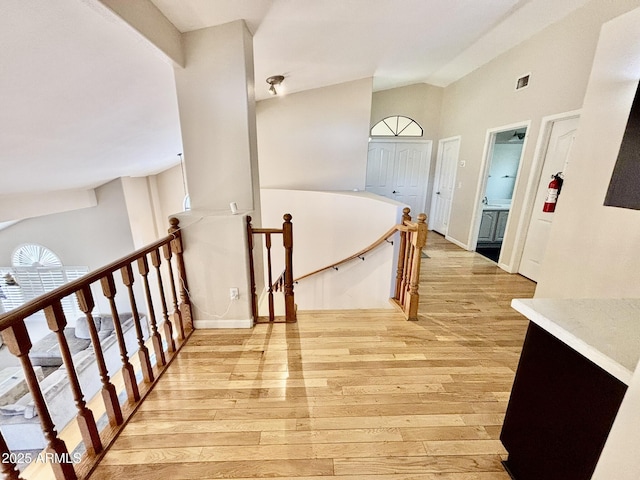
(291, 207), (427, 321)
(294, 225), (399, 282)
(0, 234), (176, 329)
(0, 217), (193, 480)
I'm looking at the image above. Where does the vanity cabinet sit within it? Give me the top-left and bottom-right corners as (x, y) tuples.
(478, 209), (508, 244)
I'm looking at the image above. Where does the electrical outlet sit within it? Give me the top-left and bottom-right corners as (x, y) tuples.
(229, 287), (239, 300)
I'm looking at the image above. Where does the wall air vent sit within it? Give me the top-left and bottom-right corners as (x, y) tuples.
(516, 74), (530, 91)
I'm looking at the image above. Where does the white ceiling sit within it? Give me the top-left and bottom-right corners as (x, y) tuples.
(0, 0), (591, 198)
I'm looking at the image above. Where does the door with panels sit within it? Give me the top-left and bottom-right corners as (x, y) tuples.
(366, 141), (431, 216)
(430, 137), (460, 235)
(519, 116), (579, 281)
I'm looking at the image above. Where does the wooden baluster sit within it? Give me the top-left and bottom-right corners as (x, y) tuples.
(406, 213), (428, 320)
(2, 320), (77, 480)
(163, 243), (184, 342)
(43, 301), (102, 456)
(400, 229), (413, 306)
(136, 256), (166, 367)
(76, 286), (123, 426)
(394, 207), (411, 300)
(120, 264), (154, 383)
(246, 216), (258, 322)
(265, 233), (274, 321)
(283, 213), (296, 323)
(168, 217), (193, 331)
(151, 249), (176, 353)
(0, 429), (25, 480)
(100, 273), (140, 403)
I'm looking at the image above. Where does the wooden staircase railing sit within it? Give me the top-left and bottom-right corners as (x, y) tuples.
(289, 207), (427, 321)
(391, 209), (428, 321)
(0, 218), (192, 480)
(246, 214), (296, 323)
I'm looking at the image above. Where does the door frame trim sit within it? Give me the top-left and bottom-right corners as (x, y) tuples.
(429, 135), (461, 236)
(509, 109), (582, 275)
(468, 120), (531, 269)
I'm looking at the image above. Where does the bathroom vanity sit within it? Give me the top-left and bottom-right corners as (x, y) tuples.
(500, 298), (639, 480)
(478, 205), (509, 246)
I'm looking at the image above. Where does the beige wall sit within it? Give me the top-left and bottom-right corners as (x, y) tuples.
(370, 83), (443, 138)
(370, 83), (443, 215)
(257, 78), (373, 191)
(437, 0), (640, 268)
(121, 164), (186, 248)
(154, 163), (187, 233)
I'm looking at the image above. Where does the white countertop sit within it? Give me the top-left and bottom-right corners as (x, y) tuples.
(511, 298), (640, 385)
(483, 205), (510, 211)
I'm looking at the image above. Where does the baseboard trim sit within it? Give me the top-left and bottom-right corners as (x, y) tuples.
(193, 318), (253, 329)
(444, 235), (469, 250)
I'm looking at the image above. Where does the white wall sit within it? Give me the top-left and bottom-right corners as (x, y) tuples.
(172, 210), (253, 327)
(536, 7), (640, 299)
(0, 188), (97, 224)
(0, 179), (137, 320)
(261, 189), (404, 310)
(257, 78), (373, 191)
(531, 7), (640, 478)
(172, 21), (260, 328)
(437, 0), (640, 267)
(175, 20), (260, 214)
(0, 180), (134, 270)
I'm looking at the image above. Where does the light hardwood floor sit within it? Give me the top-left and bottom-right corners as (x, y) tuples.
(89, 233), (536, 480)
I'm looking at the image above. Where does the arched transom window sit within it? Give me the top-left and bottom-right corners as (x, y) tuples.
(371, 115), (423, 137)
(12, 244), (62, 267)
(4, 244), (87, 317)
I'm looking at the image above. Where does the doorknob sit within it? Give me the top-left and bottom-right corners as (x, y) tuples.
(392, 190), (399, 194)
(436, 191), (441, 195)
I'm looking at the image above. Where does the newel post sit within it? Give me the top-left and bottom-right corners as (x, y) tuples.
(169, 217), (193, 331)
(282, 213), (296, 323)
(406, 213), (428, 321)
(394, 207), (411, 300)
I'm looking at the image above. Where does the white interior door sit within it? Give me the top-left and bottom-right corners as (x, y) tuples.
(430, 137), (459, 235)
(366, 142), (395, 198)
(519, 117), (579, 281)
(366, 141), (431, 216)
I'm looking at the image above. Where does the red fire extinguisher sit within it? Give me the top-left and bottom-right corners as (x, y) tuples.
(543, 172), (564, 212)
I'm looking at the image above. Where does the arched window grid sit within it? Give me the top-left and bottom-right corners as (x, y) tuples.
(370, 115), (423, 137)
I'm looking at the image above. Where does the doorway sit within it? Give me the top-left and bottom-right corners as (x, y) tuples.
(366, 140), (432, 216)
(518, 115), (579, 281)
(473, 125), (528, 263)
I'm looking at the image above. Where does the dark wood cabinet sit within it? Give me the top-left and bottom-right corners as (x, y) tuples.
(501, 323), (627, 480)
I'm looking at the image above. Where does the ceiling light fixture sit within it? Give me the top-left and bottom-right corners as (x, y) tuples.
(266, 75), (285, 95)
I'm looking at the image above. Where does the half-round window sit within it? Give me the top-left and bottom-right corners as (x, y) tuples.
(12, 244), (62, 267)
(371, 115), (423, 137)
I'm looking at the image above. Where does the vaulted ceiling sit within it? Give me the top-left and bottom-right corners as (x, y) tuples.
(0, 0), (591, 201)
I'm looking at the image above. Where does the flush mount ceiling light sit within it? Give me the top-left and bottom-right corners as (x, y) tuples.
(266, 75), (285, 95)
